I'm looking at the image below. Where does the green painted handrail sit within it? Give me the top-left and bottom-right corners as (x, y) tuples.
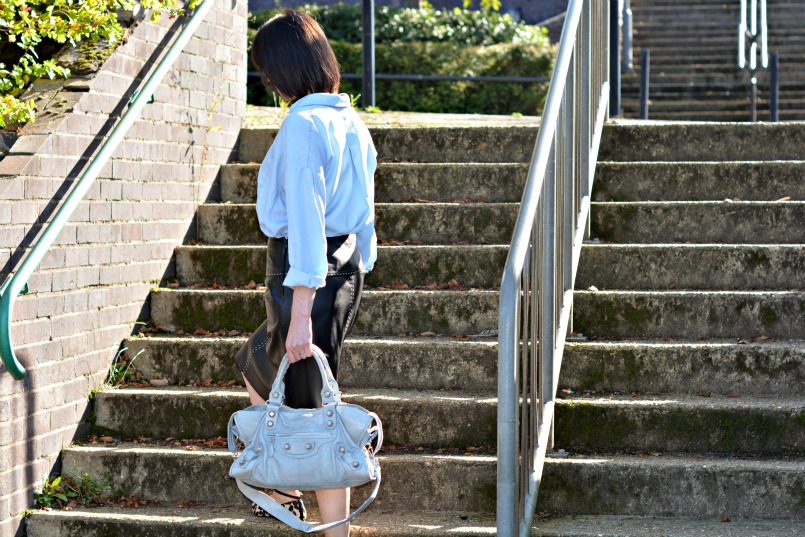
(0, 0), (214, 380)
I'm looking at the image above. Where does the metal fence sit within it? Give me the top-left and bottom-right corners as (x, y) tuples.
(496, 1), (611, 535)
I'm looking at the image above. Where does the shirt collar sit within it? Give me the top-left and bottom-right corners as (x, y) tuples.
(290, 92), (350, 111)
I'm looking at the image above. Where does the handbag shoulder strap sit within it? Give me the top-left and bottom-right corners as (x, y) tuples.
(235, 470), (381, 533)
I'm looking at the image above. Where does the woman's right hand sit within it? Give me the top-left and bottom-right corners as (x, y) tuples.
(286, 285), (316, 363)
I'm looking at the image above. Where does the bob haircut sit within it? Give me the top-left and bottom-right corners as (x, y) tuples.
(251, 11), (341, 103)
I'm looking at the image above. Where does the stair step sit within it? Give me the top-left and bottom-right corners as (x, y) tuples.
(124, 336), (498, 392)
(124, 336), (805, 399)
(26, 507), (805, 536)
(578, 244), (805, 290)
(221, 162), (527, 204)
(238, 127), (537, 164)
(563, 340), (805, 397)
(60, 446), (805, 519)
(196, 203), (518, 245)
(93, 387), (803, 456)
(26, 506), (502, 537)
(93, 387), (497, 449)
(590, 201), (805, 244)
(600, 122), (805, 162)
(573, 290), (805, 339)
(61, 445), (496, 512)
(175, 244), (507, 289)
(595, 161), (805, 202)
(553, 394), (804, 456)
(149, 289), (498, 336)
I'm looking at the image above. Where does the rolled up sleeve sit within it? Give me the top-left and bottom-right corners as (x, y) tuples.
(283, 166), (328, 289)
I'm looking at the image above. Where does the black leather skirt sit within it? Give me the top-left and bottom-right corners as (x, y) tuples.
(234, 234), (364, 408)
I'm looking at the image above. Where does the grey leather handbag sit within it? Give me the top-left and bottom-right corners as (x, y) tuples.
(227, 348), (383, 532)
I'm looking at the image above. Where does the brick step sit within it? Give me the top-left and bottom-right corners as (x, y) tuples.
(175, 244), (507, 289)
(196, 203), (518, 245)
(125, 336), (497, 392)
(620, 110), (805, 121)
(92, 387), (804, 455)
(61, 446), (496, 512)
(594, 161), (805, 202)
(573, 290), (805, 339)
(590, 201), (805, 244)
(563, 340), (805, 397)
(221, 162), (527, 204)
(124, 336), (805, 398)
(27, 506), (805, 537)
(621, 99), (752, 112)
(60, 446), (805, 519)
(93, 387), (497, 449)
(599, 122), (805, 161)
(577, 244), (805, 290)
(237, 127), (537, 164)
(149, 289), (498, 336)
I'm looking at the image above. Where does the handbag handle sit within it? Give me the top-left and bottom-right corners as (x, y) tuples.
(267, 346), (342, 407)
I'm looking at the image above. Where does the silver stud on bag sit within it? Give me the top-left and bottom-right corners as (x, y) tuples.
(284, 443), (291, 450)
(338, 446), (346, 454)
(272, 392), (279, 399)
(255, 447), (262, 454)
(326, 410), (334, 417)
(239, 460), (246, 466)
(352, 461), (360, 468)
(305, 443), (313, 450)
(324, 391), (331, 398)
(267, 421), (274, 428)
(269, 411), (276, 418)
(327, 420), (334, 427)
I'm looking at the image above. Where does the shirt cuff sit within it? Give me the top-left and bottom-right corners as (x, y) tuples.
(283, 267), (326, 290)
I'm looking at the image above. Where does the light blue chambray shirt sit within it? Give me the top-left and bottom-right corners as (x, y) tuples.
(256, 93), (377, 289)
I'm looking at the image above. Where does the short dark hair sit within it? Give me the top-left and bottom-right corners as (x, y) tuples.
(251, 11), (341, 103)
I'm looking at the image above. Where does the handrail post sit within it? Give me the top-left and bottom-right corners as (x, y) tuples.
(640, 49), (650, 120)
(622, 0), (634, 74)
(361, 0), (376, 108)
(609, 0), (621, 117)
(770, 51), (779, 122)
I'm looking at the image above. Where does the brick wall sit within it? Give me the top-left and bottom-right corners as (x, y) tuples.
(0, 1), (247, 535)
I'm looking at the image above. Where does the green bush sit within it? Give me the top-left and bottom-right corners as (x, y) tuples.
(247, 4), (554, 115)
(249, 40), (553, 115)
(249, 4), (548, 47)
(0, 0), (200, 128)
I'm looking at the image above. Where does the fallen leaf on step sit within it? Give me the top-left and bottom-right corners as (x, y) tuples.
(421, 332), (436, 337)
(245, 280), (257, 289)
(149, 379), (169, 387)
(754, 335), (771, 342)
(177, 499), (203, 508)
(183, 445), (199, 451)
(726, 394), (740, 398)
(773, 196), (791, 202)
(167, 280), (180, 289)
(697, 392), (712, 398)
(721, 517), (731, 523)
(100, 436), (114, 443)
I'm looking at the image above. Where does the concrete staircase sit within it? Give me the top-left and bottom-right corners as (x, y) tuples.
(26, 119), (805, 536)
(622, 0), (805, 120)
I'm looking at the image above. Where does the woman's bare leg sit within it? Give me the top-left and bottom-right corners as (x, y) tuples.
(243, 374), (302, 504)
(315, 487), (350, 537)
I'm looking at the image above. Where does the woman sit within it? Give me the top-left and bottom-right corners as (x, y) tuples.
(234, 10), (377, 537)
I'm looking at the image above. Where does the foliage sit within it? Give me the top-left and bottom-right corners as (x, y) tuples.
(0, 0), (201, 128)
(249, 4), (548, 47)
(106, 346), (145, 386)
(250, 40), (553, 116)
(34, 471), (127, 509)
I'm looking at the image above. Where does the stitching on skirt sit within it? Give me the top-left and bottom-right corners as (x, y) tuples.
(343, 275), (357, 330)
(265, 269), (363, 279)
(241, 336), (267, 375)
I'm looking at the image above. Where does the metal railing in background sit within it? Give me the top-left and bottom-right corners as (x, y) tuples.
(739, 0), (769, 121)
(497, 0), (610, 535)
(0, 0), (215, 380)
(640, 49), (650, 119)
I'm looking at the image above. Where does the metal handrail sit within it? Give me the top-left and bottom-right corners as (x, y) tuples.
(739, 0), (769, 121)
(0, 0), (214, 380)
(497, 1), (610, 535)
